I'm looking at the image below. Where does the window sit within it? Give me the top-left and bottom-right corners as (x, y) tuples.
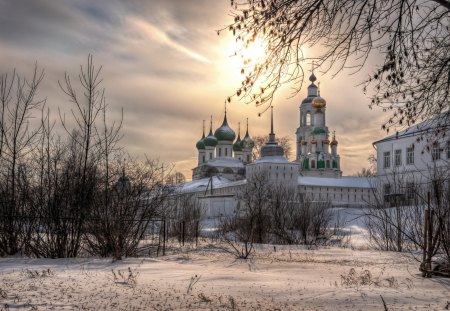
(326, 160), (330, 168)
(247, 154), (250, 162)
(406, 182), (415, 202)
(383, 151), (391, 168)
(218, 148), (222, 157)
(225, 148), (228, 156)
(311, 160), (316, 168)
(209, 153), (212, 160)
(406, 146), (414, 165)
(202, 155), (205, 163)
(432, 144), (441, 161)
(306, 112), (311, 126)
(394, 149), (402, 166)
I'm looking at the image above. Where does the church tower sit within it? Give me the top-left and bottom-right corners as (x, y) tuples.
(295, 71), (341, 177)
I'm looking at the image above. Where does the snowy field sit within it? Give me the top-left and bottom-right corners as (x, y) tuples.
(0, 244), (449, 310)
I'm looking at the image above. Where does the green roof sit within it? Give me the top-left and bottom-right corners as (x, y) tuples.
(196, 139), (205, 150)
(311, 127), (328, 135)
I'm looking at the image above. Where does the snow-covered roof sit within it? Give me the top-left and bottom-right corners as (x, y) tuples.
(202, 157), (244, 169)
(373, 115), (450, 145)
(254, 156), (296, 164)
(175, 176), (245, 193)
(298, 176), (375, 188)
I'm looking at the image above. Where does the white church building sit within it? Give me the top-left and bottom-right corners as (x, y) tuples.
(173, 72), (376, 218)
(373, 116), (450, 204)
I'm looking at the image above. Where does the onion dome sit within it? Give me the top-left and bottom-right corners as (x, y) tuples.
(241, 118), (254, 149)
(311, 136), (317, 144)
(233, 136), (243, 152)
(323, 135), (330, 145)
(196, 121), (206, 150)
(311, 96), (326, 109)
(233, 123), (243, 152)
(203, 117), (218, 147)
(301, 139), (307, 145)
(196, 139), (205, 150)
(214, 112), (236, 141)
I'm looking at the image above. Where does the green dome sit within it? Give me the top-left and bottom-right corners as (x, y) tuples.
(196, 138), (205, 150)
(214, 114), (236, 141)
(233, 135), (243, 152)
(203, 133), (218, 147)
(311, 127), (328, 135)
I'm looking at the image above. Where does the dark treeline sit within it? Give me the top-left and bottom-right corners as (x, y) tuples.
(0, 56), (169, 260)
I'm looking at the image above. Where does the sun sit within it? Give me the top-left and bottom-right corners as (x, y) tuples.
(221, 35), (268, 83)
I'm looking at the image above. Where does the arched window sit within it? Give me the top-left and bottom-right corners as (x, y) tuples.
(218, 148), (222, 157)
(306, 112), (311, 126)
(311, 160), (316, 168)
(326, 160), (330, 168)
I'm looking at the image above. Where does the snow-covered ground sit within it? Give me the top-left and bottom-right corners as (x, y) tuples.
(0, 244), (449, 310)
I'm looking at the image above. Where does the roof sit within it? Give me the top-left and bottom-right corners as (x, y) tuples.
(177, 175), (374, 195)
(254, 155), (296, 164)
(298, 176), (375, 188)
(176, 176), (246, 193)
(203, 157), (244, 169)
(373, 115), (450, 145)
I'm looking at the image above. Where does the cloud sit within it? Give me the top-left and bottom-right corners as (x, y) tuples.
(126, 17), (210, 63)
(0, 0), (389, 180)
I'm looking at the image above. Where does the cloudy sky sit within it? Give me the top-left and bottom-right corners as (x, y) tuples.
(0, 0), (387, 179)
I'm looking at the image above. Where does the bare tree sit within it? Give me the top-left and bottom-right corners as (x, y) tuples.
(168, 193), (203, 243)
(221, 0), (450, 131)
(365, 166), (450, 275)
(268, 184), (332, 245)
(57, 54), (106, 257)
(0, 66), (45, 256)
(166, 172), (186, 185)
(86, 158), (169, 260)
(217, 171), (271, 258)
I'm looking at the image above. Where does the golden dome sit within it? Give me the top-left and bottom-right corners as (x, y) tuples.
(311, 96), (326, 109)
(311, 136), (317, 144)
(323, 138), (330, 144)
(301, 139), (307, 145)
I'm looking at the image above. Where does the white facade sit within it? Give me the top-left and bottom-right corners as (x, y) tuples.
(295, 73), (342, 177)
(373, 119), (450, 200)
(298, 176), (375, 207)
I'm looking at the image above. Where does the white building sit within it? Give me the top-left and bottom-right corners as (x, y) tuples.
(373, 118), (450, 202)
(295, 72), (342, 177)
(177, 72), (375, 218)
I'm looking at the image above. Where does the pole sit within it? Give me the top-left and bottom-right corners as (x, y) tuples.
(163, 218), (166, 256)
(195, 221), (199, 247)
(182, 220), (185, 246)
(427, 208), (433, 277)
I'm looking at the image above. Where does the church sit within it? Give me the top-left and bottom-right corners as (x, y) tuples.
(177, 72), (375, 218)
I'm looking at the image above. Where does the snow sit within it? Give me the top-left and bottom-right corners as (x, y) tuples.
(299, 176), (375, 188)
(177, 176), (246, 193)
(0, 244), (448, 310)
(202, 157), (244, 168)
(177, 176), (234, 193)
(373, 115), (449, 144)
